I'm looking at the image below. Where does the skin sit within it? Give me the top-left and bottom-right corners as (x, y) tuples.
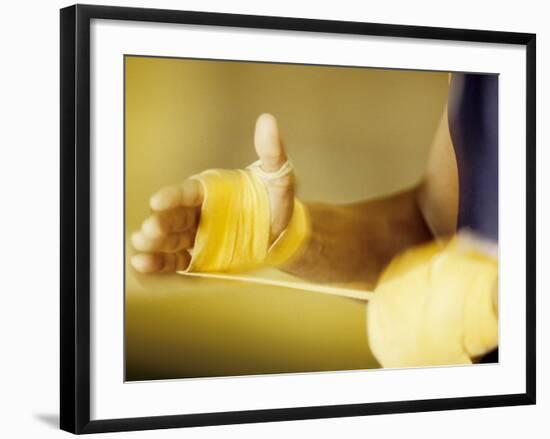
(131, 111), (459, 289)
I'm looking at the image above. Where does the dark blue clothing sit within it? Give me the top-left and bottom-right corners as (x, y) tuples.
(447, 74), (499, 363)
(448, 74), (498, 242)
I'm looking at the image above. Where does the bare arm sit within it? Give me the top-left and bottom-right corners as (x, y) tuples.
(284, 99), (459, 288)
(282, 189), (433, 288)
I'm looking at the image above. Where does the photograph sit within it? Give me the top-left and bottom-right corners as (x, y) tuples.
(59, 4), (536, 433)
(124, 55), (499, 381)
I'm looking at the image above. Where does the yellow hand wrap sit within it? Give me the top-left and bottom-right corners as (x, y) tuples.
(184, 168), (310, 273)
(367, 234), (498, 368)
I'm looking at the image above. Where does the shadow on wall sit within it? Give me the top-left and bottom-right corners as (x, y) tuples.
(34, 413), (58, 430)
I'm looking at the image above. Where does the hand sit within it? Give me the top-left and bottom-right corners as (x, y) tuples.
(367, 236), (498, 367)
(131, 113), (295, 273)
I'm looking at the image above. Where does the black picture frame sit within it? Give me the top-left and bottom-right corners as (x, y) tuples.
(60, 4), (536, 434)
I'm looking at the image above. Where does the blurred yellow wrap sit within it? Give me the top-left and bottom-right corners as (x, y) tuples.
(367, 236), (498, 368)
(185, 169), (310, 273)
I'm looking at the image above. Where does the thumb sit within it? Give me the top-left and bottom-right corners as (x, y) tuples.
(252, 113), (295, 242)
(254, 113), (287, 172)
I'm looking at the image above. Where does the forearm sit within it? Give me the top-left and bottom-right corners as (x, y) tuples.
(281, 188), (433, 288)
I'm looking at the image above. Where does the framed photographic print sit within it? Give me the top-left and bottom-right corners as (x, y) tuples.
(60, 4), (536, 434)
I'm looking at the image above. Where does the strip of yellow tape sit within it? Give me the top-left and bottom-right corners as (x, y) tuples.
(178, 270), (373, 301)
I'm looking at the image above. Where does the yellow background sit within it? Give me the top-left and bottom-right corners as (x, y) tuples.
(125, 56), (449, 381)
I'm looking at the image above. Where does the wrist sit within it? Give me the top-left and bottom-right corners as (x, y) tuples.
(266, 199), (311, 267)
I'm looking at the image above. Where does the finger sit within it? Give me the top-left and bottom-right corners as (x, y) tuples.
(254, 113), (288, 172)
(141, 207), (198, 238)
(131, 251), (191, 273)
(158, 231), (195, 253)
(131, 231), (163, 252)
(131, 230), (195, 253)
(150, 179), (204, 211)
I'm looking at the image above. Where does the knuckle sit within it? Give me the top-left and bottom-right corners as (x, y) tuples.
(163, 234), (179, 252)
(143, 215), (165, 237)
